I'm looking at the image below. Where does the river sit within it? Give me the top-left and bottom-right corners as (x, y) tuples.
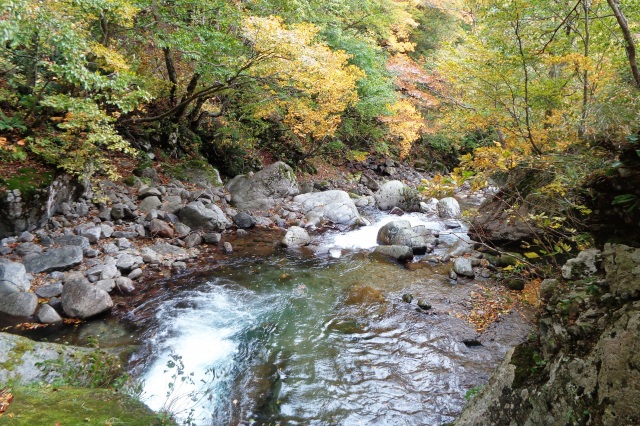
(121, 211), (532, 425)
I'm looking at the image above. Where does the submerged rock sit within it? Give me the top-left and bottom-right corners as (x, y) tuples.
(373, 245), (413, 262)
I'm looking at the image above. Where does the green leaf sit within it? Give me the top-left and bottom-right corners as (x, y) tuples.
(524, 252), (540, 259)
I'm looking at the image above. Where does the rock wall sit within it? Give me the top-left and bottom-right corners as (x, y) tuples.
(0, 174), (88, 238)
(455, 244), (640, 425)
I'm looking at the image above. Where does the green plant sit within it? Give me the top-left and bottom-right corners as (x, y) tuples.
(464, 385), (483, 401)
(157, 353), (216, 426)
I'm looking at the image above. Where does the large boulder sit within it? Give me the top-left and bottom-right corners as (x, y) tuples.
(23, 246), (83, 273)
(377, 221), (438, 254)
(0, 259), (31, 294)
(436, 197), (461, 219)
(179, 201), (231, 232)
(374, 180), (420, 212)
(293, 190), (363, 226)
(281, 226), (311, 247)
(0, 292), (38, 317)
(61, 273), (113, 319)
(225, 161), (299, 210)
(453, 257), (475, 278)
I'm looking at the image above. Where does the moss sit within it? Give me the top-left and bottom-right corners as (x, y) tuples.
(0, 339), (35, 372)
(3, 385), (174, 425)
(165, 158), (222, 186)
(0, 167), (54, 199)
(510, 342), (546, 388)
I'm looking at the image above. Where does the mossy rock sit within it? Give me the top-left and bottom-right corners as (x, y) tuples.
(3, 385), (174, 425)
(165, 159), (222, 187)
(0, 167), (54, 199)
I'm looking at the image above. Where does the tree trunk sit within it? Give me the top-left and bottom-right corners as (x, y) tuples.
(607, 0), (640, 88)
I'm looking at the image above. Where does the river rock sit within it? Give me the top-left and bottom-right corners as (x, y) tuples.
(110, 203), (135, 220)
(19, 231), (35, 242)
(23, 246), (83, 273)
(116, 253), (142, 271)
(95, 279), (116, 292)
(149, 219), (174, 238)
(374, 180), (420, 211)
(373, 245), (414, 262)
(561, 248), (601, 280)
(78, 226), (102, 244)
(0, 259), (31, 294)
(202, 233), (222, 244)
(420, 198), (438, 214)
(377, 221), (438, 254)
(149, 242), (187, 259)
(282, 226), (311, 247)
(225, 161), (299, 210)
(0, 292), (38, 317)
(179, 201), (231, 232)
(139, 195), (162, 213)
(15, 242), (43, 256)
(138, 186), (162, 200)
(453, 257), (475, 278)
(35, 282), (63, 298)
(437, 197), (461, 219)
(61, 273), (113, 319)
(233, 211), (257, 229)
(184, 233), (202, 248)
(54, 235), (90, 249)
(115, 277), (135, 293)
(36, 304), (62, 324)
(293, 190), (363, 226)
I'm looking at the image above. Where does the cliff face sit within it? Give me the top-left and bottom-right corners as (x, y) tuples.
(456, 244), (640, 426)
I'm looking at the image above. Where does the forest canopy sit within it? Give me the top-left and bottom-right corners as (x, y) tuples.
(0, 0), (638, 185)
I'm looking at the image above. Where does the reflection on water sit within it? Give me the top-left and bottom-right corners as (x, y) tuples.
(134, 252), (515, 426)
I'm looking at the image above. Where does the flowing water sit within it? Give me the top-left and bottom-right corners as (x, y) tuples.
(127, 213), (531, 425)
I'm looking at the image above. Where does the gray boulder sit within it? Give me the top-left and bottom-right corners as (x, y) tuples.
(149, 219), (174, 238)
(149, 242), (188, 259)
(0, 259), (31, 294)
(374, 180), (420, 211)
(36, 304), (63, 324)
(15, 242), (43, 256)
(373, 245), (414, 262)
(61, 273), (113, 319)
(293, 190), (363, 226)
(23, 246), (83, 273)
(179, 201), (231, 232)
(233, 211), (257, 229)
(225, 161), (299, 210)
(35, 282), (63, 298)
(453, 257), (475, 278)
(138, 186), (162, 200)
(437, 197), (461, 219)
(377, 221), (438, 253)
(281, 226), (311, 247)
(54, 235), (90, 249)
(139, 195), (162, 213)
(78, 226), (102, 244)
(0, 292), (38, 317)
(115, 277), (135, 293)
(561, 248), (601, 280)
